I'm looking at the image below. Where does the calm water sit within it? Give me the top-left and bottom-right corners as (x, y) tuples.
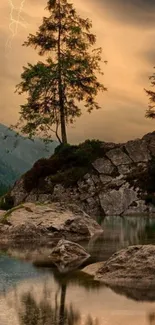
(1, 216), (155, 325)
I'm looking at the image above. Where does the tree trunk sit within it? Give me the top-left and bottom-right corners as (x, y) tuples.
(58, 0), (67, 144)
(59, 284), (67, 325)
(59, 85), (67, 144)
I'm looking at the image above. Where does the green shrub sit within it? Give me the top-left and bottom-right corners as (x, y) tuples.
(49, 166), (88, 187)
(0, 193), (14, 210)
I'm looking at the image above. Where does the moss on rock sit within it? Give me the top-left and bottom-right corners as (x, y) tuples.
(1, 204), (24, 224)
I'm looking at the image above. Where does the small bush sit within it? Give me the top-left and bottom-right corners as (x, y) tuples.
(0, 193), (14, 210)
(49, 166), (88, 187)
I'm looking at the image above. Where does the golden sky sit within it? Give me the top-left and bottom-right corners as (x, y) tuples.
(1, 0), (155, 143)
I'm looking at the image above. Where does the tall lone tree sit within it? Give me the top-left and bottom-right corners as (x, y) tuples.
(15, 0), (107, 144)
(145, 68), (155, 119)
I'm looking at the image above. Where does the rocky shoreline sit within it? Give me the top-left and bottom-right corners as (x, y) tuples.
(1, 201), (155, 296)
(0, 202), (103, 248)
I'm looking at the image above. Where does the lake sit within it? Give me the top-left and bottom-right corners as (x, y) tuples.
(1, 215), (155, 325)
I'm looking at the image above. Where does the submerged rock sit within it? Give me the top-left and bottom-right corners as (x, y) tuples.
(0, 202), (103, 246)
(82, 262), (103, 276)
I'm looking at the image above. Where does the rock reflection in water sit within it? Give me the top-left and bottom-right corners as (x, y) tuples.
(106, 284), (155, 302)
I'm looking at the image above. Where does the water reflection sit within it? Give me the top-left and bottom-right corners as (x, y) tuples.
(18, 286), (99, 325)
(0, 257), (155, 325)
(1, 216), (155, 324)
(106, 283), (155, 302)
(18, 288), (80, 325)
(148, 312), (155, 325)
(85, 216), (155, 262)
(15, 269), (101, 325)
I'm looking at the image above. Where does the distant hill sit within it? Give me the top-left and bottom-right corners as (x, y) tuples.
(0, 124), (58, 190)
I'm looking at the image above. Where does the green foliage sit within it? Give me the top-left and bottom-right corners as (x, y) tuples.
(48, 166), (88, 186)
(24, 139), (103, 191)
(127, 158), (155, 195)
(0, 193), (14, 211)
(14, 0), (107, 143)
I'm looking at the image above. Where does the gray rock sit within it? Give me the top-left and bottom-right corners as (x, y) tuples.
(117, 164), (132, 175)
(125, 139), (150, 162)
(106, 148), (132, 166)
(10, 178), (28, 206)
(110, 175), (125, 187)
(99, 175), (113, 185)
(143, 131), (155, 156)
(122, 200), (148, 216)
(92, 158), (115, 174)
(99, 185), (138, 215)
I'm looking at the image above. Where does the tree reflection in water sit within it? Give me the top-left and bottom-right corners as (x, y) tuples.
(18, 287), (80, 325)
(148, 312), (155, 325)
(18, 281), (99, 325)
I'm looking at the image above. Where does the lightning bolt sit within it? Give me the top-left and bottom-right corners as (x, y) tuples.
(5, 0), (28, 54)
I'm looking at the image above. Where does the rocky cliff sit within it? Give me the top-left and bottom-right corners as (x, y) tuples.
(3, 132), (155, 216)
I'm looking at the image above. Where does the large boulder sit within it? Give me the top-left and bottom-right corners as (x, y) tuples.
(0, 202), (103, 246)
(95, 245), (155, 288)
(99, 184), (138, 216)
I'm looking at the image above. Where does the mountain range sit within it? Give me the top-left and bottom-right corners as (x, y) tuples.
(0, 124), (57, 192)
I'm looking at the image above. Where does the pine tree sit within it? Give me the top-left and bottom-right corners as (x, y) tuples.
(145, 68), (155, 118)
(15, 0), (107, 143)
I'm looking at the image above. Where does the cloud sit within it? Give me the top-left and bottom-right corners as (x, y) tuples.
(94, 0), (155, 27)
(0, 0), (155, 142)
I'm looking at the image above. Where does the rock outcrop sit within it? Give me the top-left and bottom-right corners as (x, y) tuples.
(86, 245), (155, 289)
(0, 202), (103, 246)
(4, 131), (155, 216)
